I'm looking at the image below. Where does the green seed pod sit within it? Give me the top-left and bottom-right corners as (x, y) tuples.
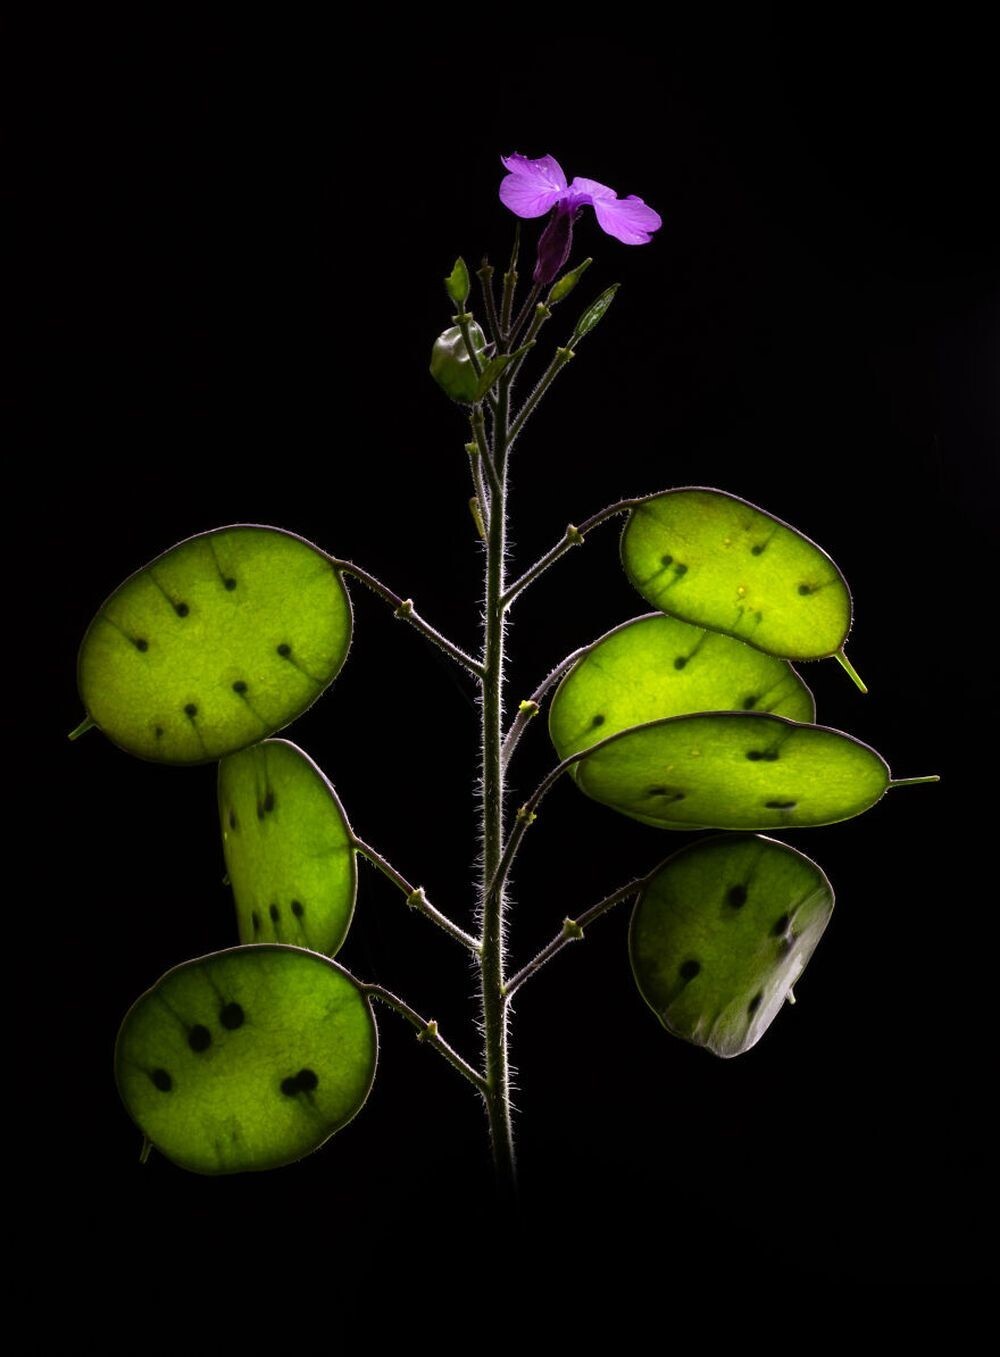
(429, 322), (487, 403)
(115, 945), (377, 1174)
(219, 739), (357, 956)
(77, 525), (352, 764)
(548, 257), (592, 304)
(573, 711), (894, 830)
(621, 488), (863, 687)
(630, 835), (834, 1057)
(549, 613), (814, 763)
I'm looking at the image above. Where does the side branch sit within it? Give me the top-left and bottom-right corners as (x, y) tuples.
(504, 875), (651, 998)
(329, 558), (485, 677)
(477, 261), (502, 348)
(453, 309), (484, 377)
(508, 283), (541, 346)
(455, 310), (498, 416)
(507, 301), (551, 386)
(501, 497), (641, 608)
(490, 717), (682, 909)
(500, 223), (520, 337)
(353, 837), (481, 954)
(470, 406), (502, 497)
(364, 985), (488, 1094)
(506, 343), (573, 449)
(466, 441), (491, 533)
(501, 644), (589, 770)
(481, 750), (583, 921)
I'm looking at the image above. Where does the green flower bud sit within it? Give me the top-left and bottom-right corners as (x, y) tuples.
(549, 257), (592, 304)
(445, 257), (471, 307)
(430, 322), (487, 404)
(571, 284), (620, 344)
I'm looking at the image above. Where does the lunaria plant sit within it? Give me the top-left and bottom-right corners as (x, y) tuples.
(72, 152), (937, 1194)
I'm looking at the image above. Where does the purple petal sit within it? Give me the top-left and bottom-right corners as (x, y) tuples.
(591, 194), (663, 245)
(567, 176), (617, 204)
(499, 153), (568, 218)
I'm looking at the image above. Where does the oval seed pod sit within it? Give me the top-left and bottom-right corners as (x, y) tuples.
(115, 945), (377, 1174)
(630, 835), (834, 1057)
(548, 612), (814, 763)
(77, 525), (352, 764)
(219, 740), (357, 957)
(429, 322), (487, 403)
(621, 488), (864, 688)
(573, 711), (892, 830)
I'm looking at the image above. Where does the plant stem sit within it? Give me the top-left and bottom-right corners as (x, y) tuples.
(477, 260), (502, 348)
(470, 407), (501, 498)
(504, 875), (650, 998)
(364, 985), (487, 1094)
(500, 223), (520, 337)
(482, 754), (575, 924)
(466, 440), (491, 531)
(501, 496), (641, 608)
(834, 649), (868, 693)
(329, 558), (484, 677)
(454, 310), (484, 377)
(352, 836), (481, 953)
(509, 283), (541, 346)
(507, 302), (551, 385)
(502, 522), (584, 607)
(479, 369), (517, 1199)
(500, 645), (589, 769)
(506, 345), (574, 449)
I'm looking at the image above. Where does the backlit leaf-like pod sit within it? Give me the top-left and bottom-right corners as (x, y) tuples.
(218, 739), (357, 956)
(630, 835), (834, 1057)
(77, 525), (352, 763)
(115, 945), (377, 1174)
(573, 712), (891, 830)
(621, 488), (857, 677)
(549, 613), (814, 764)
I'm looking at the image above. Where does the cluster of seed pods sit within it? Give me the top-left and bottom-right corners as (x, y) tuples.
(548, 487), (932, 1055)
(77, 492), (934, 1170)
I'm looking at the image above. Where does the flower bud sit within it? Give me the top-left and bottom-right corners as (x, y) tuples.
(444, 257), (471, 307)
(549, 257), (592, 304)
(533, 203), (581, 287)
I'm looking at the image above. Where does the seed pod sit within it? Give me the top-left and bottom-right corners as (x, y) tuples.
(630, 835), (834, 1057)
(573, 711), (894, 830)
(549, 613), (814, 763)
(76, 526), (352, 764)
(621, 488), (863, 687)
(429, 322), (487, 403)
(115, 945), (377, 1174)
(219, 739), (357, 956)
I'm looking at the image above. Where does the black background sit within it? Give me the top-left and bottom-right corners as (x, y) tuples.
(10, 9), (996, 1317)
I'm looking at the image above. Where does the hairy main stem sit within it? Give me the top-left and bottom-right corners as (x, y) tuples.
(480, 377), (516, 1199)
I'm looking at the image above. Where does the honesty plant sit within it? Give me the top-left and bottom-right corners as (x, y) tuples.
(72, 153), (936, 1190)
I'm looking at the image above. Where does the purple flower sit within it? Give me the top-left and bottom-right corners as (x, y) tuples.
(499, 153), (662, 247)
